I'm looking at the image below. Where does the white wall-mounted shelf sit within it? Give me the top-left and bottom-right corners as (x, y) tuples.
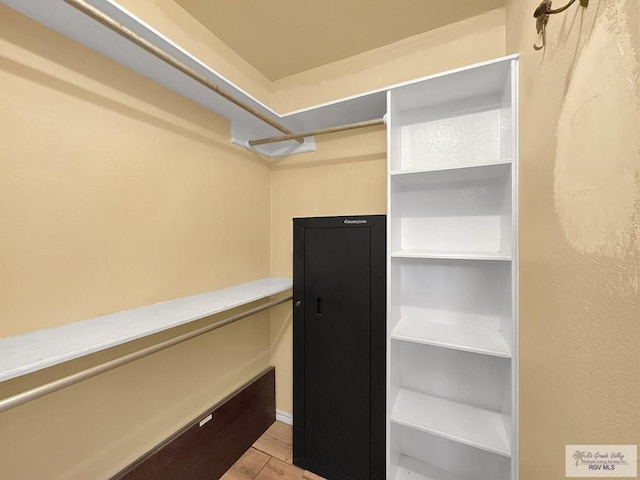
(0, 0), (387, 157)
(0, 277), (292, 383)
(391, 389), (511, 458)
(392, 319), (511, 358)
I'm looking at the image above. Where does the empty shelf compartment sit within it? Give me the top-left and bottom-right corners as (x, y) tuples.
(391, 389), (511, 457)
(389, 164), (513, 255)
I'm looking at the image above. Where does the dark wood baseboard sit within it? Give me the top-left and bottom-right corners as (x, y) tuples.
(112, 367), (276, 480)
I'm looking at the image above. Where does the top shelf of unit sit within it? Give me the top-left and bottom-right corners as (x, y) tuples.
(390, 58), (513, 114)
(0, 277), (292, 383)
(390, 160), (512, 186)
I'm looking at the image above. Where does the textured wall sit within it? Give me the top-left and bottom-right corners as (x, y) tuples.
(505, 0), (640, 477)
(0, 4), (272, 478)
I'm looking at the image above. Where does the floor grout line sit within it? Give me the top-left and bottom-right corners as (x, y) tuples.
(253, 454), (269, 480)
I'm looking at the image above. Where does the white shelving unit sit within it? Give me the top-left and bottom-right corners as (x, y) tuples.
(386, 57), (518, 480)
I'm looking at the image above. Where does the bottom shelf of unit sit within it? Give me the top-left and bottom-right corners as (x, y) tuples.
(395, 455), (468, 480)
(391, 389), (511, 457)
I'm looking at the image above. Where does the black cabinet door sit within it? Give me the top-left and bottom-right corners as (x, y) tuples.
(293, 215), (385, 480)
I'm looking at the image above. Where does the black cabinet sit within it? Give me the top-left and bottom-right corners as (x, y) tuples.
(293, 215), (386, 480)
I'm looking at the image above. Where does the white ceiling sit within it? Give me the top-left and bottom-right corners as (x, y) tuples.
(174, 0), (506, 80)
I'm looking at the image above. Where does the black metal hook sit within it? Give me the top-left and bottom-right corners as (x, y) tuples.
(533, 0), (589, 50)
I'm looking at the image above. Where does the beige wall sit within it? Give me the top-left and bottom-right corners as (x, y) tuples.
(0, 5), (272, 478)
(271, 8), (506, 113)
(505, 0), (640, 478)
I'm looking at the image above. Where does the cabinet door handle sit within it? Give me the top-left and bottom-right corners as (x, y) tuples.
(316, 297), (324, 315)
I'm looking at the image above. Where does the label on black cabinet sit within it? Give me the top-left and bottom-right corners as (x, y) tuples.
(343, 219), (367, 225)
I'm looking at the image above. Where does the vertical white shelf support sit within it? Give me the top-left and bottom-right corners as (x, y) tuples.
(386, 57), (518, 480)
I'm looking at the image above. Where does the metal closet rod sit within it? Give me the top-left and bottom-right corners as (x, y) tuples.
(64, 0), (385, 151)
(0, 296), (291, 413)
(248, 118), (386, 146)
(63, 0), (302, 143)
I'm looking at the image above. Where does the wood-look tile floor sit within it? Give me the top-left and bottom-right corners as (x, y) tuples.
(221, 421), (325, 480)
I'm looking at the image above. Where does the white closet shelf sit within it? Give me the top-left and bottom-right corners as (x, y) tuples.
(395, 455), (467, 480)
(1, 2), (518, 159)
(0, 277), (292, 383)
(391, 389), (511, 458)
(390, 160), (512, 186)
(0, 0), (389, 158)
(391, 250), (511, 261)
(391, 318), (511, 358)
